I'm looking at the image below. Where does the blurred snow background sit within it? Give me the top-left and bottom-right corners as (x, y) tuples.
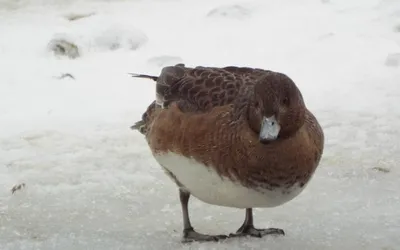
(1, 0), (400, 249)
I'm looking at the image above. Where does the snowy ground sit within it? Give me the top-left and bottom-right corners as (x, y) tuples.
(1, 0), (400, 249)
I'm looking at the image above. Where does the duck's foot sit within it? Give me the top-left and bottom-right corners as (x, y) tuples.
(182, 228), (228, 243)
(228, 208), (285, 238)
(229, 225), (285, 238)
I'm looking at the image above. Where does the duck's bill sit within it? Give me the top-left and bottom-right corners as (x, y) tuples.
(259, 115), (280, 143)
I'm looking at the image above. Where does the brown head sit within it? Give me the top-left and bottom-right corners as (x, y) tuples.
(247, 72), (306, 144)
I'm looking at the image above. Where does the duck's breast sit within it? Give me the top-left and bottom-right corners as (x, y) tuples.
(145, 103), (321, 208)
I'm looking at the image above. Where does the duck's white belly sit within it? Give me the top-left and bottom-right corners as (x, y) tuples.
(154, 152), (306, 208)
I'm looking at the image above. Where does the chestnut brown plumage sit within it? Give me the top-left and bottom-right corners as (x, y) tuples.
(130, 64), (324, 243)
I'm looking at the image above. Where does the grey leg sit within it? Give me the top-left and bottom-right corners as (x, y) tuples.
(229, 208), (285, 238)
(179, 189), (228, 243)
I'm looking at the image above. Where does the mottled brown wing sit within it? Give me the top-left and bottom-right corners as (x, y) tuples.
(155, 65), (270, 113)
(219, 66), (272, 78)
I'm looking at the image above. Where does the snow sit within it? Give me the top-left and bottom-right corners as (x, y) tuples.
(0, 0), (400, 249)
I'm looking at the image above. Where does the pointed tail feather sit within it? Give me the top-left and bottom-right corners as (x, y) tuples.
(129, 73), (158, 81)
(130, 120), (146, 134)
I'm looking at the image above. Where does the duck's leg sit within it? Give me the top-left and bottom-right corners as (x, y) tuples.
(179, 189), (228, 243)
(229, 208), (285, 238)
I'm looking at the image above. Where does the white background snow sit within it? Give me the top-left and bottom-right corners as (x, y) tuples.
(1, 0), (400, 249)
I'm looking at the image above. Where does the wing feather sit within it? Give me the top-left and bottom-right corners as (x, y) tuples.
(131, 64), (272, 133)
(155, 65), (270, 112)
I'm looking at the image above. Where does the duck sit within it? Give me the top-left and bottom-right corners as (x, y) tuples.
(130, 63), (324, 243)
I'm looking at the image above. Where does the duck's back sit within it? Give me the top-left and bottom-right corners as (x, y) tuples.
(134, 64), (275, 134)
(152, 65), (272, 111)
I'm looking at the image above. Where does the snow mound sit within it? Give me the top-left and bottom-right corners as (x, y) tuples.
(47, 35), (80, 59)
(385, 53), (400, 67)
(207, 4), (252, 20)
(93, 24), (148, 51)
(46, 23), (148, 57)
(394, 24), (400, 32)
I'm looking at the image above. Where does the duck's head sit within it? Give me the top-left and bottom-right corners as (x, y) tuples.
(247, 72), (306, 144)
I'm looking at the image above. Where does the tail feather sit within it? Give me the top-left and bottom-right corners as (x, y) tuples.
(130, 101), (157, 135)
(130, 73), (160, 135)
(131, 120), (146, 134)
(130, 120), (145, 130)
(129, 73), (158, 81)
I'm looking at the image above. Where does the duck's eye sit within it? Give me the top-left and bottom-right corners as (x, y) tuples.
(282, 97), (289, 106)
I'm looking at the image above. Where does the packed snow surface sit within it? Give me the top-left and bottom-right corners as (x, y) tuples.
(1, 0), (400, 249)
